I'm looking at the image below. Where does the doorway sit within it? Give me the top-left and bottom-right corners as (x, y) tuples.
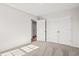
(31, 20), (37, 42)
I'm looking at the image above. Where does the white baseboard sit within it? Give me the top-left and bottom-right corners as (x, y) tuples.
(47, 40), (79, 48)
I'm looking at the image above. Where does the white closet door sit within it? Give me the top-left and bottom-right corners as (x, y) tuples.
(47, 19), (58, 43)
(37, 20), (45, 41)
(47, 16), (71, 45)
(57, 17), (71, 45)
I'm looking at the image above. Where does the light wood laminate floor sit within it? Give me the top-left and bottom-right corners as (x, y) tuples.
(1, 41), (79, 56)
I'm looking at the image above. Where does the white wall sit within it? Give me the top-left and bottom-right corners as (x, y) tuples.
(44, 7), (79, 47)
(0, 4), (32, 52)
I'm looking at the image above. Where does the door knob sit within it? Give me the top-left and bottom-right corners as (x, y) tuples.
(57, 30), (60, 33)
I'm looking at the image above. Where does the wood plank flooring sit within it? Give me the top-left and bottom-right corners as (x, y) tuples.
(1, 41), (79, 56)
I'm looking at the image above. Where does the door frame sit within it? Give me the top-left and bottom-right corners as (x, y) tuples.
(31, 19), (37, 42)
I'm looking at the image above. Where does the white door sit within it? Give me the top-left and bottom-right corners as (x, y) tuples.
(47, 19), (58, 43)
(47, 16), (71, 45)
(58, 17), (71, 45)
(37, 20), (45, 41)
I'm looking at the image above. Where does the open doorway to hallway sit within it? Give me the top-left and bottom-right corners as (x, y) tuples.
(31, 20), (37, 42)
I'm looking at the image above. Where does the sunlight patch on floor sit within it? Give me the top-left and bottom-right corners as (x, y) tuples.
(1, 49), (25, 56)
(20, 44), (39, 53)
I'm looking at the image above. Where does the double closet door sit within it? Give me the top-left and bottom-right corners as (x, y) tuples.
(47, 17), (71, 45)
